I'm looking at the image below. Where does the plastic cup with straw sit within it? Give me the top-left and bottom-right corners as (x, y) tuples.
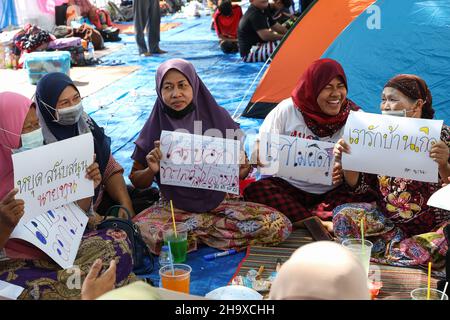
(427, 262), (432, 300)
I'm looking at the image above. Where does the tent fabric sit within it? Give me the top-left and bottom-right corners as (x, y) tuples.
(0, 0), (18, 30)
(241, 0), (376, 118)
(14, 0), (56, 31)
(323, 0), (450, 119)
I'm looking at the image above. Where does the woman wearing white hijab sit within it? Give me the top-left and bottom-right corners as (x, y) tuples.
(269, 241), (370, 300)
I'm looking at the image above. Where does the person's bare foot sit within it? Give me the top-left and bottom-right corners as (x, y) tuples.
(140, 52), (152, 57)
(321, 221), (334, 234)
(153, 48), (167, 54)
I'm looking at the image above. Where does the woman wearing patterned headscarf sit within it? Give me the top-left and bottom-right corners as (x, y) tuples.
(333, 74), (450, 269)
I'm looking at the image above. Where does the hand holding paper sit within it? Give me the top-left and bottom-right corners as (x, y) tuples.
(0, 189), (25, 231)
(12, 133), (95, 222)
(146, 140), (162, 174)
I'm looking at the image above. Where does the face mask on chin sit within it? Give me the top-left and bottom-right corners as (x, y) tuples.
(381, 110), (407, 117)
(12, 128), (44, 153)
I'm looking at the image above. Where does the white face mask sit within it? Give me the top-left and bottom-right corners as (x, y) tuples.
(56, 102), (84, 125)
(381, 110), (406, 117)
(39, 99), (83, 125)
(13, 128), (44, 153)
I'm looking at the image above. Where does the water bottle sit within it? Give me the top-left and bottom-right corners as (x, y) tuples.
(4, 47), (12, 69)
(158, 245), (173, 287)
(87, 42), (95, 60)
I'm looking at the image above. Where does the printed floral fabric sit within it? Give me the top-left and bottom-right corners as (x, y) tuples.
(348, 125), (450, 237)
(132, 198), (292, 255)
(333, 202), (449, 269)
(0, 229), (136, 300)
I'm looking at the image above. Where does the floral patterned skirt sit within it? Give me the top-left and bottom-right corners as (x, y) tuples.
(333, 203), (449, 269)
(0, 229), (136, 300)
(132, 199), (292, 255)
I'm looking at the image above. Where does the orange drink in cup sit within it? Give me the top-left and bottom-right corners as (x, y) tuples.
(159, 264), (192, 294)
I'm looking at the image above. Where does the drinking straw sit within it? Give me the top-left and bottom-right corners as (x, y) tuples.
(360, 217), (365, 253)
(442, 282), (448, 300)
(427, 262), (432, 300)
(170, 200), (178, 239)
(167, 240), (175, 276)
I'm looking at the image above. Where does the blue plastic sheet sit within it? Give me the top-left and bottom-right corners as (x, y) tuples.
(84, 16), (266, 182)
(140, 246), (246, 296)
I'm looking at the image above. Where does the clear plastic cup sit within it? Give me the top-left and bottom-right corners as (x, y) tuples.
(410, 288), (448, 300)
(342, 239), (373, 277)
(159, 263), (192, 294)
(163, 222), (188, 263)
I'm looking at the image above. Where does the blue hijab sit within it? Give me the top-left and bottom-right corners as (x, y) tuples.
(35, 72), (111, 176)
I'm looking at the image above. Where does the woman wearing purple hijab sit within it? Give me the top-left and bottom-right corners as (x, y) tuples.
(130, 59), (291, 255)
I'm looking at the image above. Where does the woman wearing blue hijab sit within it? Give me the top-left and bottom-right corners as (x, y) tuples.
(35, 72), (135, 218)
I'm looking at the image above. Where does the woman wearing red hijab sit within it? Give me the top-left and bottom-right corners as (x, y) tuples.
(244, 59), (374, 230)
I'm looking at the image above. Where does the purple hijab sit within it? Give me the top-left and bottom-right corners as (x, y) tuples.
(133, 59), (241, 213)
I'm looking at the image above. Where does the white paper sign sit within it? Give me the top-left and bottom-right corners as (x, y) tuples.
(427, 184), (450, 211)
(342, 111), (443, 183)
(0, 280), (24, 300)
(160, 130), (240, 195)
(259, 133), (335, 185)
(12, 133), (95, 222)
(10, 203), (88, 269)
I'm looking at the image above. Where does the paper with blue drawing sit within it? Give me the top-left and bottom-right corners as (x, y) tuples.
(259, 133), (335, 185)
(342, 111), (443, 183)
(12, 133), (95, 222)
(10, 203), (88, 269)
(159, 130), (240, 195)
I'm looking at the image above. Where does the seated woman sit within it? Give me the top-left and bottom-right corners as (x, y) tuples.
(333, 74), (450, 269)
(35, 72), (137, 219)
(0, 92), (135, 299)
(68, 0), (113, 31)
(129, 58), (292, 255)
(269, 241), (370, 300)
(244, 58), (375, 231)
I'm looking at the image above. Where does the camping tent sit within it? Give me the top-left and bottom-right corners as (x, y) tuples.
(242, 0), (450, 124)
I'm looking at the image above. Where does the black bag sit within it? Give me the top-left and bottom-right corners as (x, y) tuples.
(100, 27), (121, 42)
(97, 205), (154, 275)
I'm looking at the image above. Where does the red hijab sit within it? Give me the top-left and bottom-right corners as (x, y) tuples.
(291, 58), (360, 137)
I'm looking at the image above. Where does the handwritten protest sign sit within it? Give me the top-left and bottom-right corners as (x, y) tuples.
(12, 133), (94, 222)
(342, 111), (443, 183)
(10, 203), (88, 269)
(160, 131), (240, 195)
(259, 133), (335, 185)
(427, 184), (450, 211)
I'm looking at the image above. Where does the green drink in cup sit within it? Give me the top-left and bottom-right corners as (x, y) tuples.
(163, 222), (188, 263)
